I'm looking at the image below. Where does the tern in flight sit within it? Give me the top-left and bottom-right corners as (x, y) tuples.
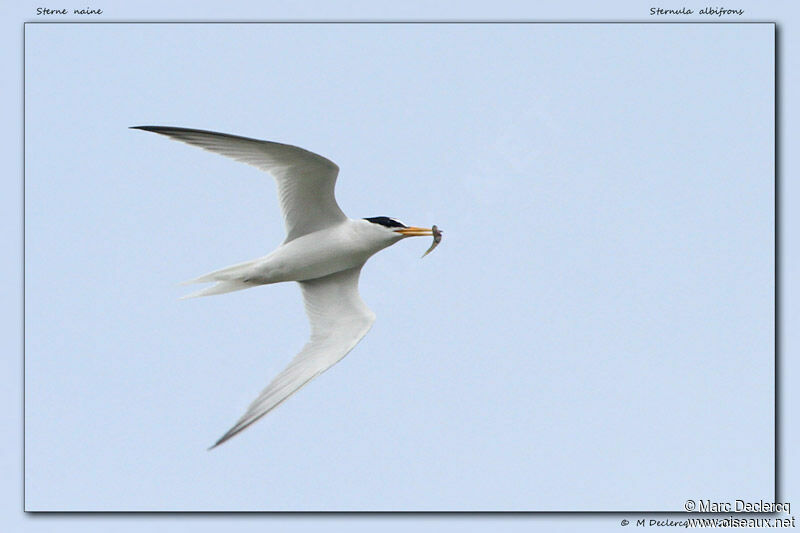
(132, 126), (442, 448)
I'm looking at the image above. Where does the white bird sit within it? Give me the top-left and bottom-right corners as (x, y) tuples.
(132, 126), (440, 448)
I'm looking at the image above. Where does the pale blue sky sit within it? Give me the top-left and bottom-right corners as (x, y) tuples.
(24, 21), (774, 511)
(4, 0), (795, 531)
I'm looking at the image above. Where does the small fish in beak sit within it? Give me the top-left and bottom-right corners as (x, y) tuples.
(421, 225), (443, 258)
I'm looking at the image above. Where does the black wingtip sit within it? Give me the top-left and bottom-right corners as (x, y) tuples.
(130, 125), (232, 137)
(130, 125), (166, 133)
(208, 428), (237, 450)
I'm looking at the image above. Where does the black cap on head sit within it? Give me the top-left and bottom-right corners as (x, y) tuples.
(364, 217), (407, 229)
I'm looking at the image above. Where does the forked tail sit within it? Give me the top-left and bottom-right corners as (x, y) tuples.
(180, 257), (263, 299)
(180, 281), (256, 299)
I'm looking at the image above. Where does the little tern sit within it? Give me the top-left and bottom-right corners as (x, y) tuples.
(132, 126), (440, 448)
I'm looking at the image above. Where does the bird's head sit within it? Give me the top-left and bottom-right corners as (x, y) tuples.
(360, 217), (441, 257)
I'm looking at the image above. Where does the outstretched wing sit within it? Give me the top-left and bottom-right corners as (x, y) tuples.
(132, 126), (347, 242)
(210, 266), (376, 448)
